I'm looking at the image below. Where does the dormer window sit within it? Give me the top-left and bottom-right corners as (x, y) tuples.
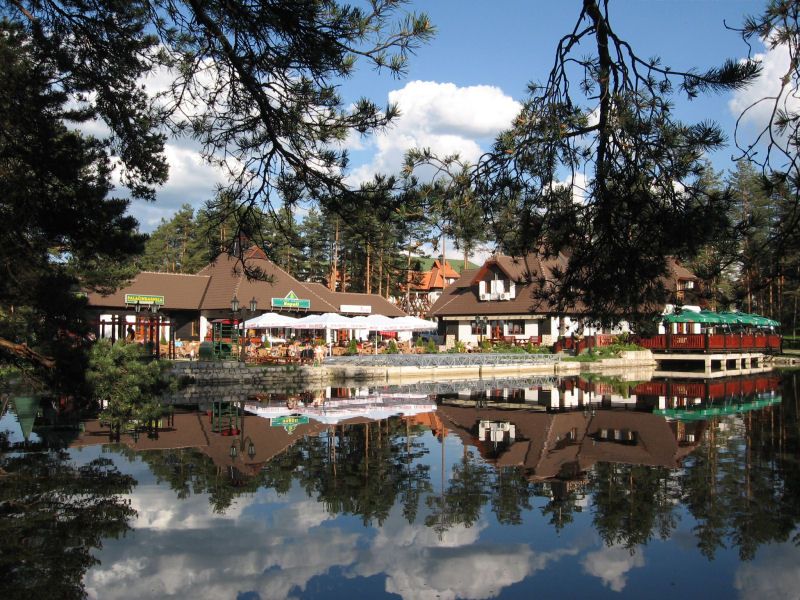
(479, 278), (516, 301)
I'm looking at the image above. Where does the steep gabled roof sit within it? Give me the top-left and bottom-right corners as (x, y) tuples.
(197, 249), (338, 312)
(408, 258), (462, 291)
(429, 250), (697, 318)
(470, 252), (570, 285)
(415, 256), (480, 274)
(667, 257), (699, 281)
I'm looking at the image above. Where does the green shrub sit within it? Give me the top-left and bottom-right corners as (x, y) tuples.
(87, 340), (171, 438)
(525, 343), (553, 354)
(425, 339), (438, 353)
(489, 342), (527, 353)
(386, 340), (399, 354)
(346, 338), (358, 356)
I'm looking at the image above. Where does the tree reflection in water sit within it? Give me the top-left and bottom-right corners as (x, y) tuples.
(5, 371), (799, 599)
(0, 435), (136, 600)
(117, 372), (800, 562)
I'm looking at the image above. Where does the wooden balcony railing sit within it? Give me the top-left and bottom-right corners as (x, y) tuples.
(633, 333), (781, 353)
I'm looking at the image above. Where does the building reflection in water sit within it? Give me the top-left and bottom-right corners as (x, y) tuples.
(68, 373), (782, 492)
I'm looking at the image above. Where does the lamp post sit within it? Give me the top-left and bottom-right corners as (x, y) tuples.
(230, 436), (257, 460)
(475, 316), (488, 347)
(231, 295), (258, 362)
(150, 303), (161, 358)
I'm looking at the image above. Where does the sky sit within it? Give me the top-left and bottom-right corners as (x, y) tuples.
(130, 0), (782, 249)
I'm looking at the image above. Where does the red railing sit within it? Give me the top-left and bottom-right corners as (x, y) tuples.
(633, 376), (781, 401)
(633, 333), (782, 353)
(670, 334), (706, 350)
(594, 334), (615, 347)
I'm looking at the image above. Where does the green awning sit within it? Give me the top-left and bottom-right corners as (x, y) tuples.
(663, 310), (724, 324)
(720, 312), (779, 327)
(655, 395), (781, 421)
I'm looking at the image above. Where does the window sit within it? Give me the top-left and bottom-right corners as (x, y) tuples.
(471, 320), (486, 335)
(507, 320), (525, 335)
(490, 320), (504, 339)
(595, 428), (638, 445)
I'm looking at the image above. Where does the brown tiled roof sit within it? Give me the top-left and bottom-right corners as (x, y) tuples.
(301, 283), (405, 316)
(87, 246), (409, 316)
(333, 291), (406, 316)
(437, 405), (696, 481)
(72, 411), (326, 476)
(430, 251), (695, 318)
(86, 272), (211, 310)
(428, 279), (576, 317)
(197, 250), (338, 312)
(666, 257), (699, 281)
(453, 268), (480, 288)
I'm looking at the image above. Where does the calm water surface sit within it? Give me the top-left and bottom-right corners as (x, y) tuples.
(2, 371), (799, 599)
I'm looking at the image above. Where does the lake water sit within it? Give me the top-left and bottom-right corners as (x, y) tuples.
(2, 370), (799, 599)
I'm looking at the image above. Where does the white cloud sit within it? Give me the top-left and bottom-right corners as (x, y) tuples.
(734, 542), (800, 600)
(728, 41), (800, 147)
(354, 515), (579, 600)
(86, 492), (358, 600)
(582, 545), (645, 593)
(86, 476), (586, 600)
(347, 80), (521, 185)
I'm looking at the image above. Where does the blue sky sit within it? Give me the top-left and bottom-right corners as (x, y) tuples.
(133, 1), (780, 238)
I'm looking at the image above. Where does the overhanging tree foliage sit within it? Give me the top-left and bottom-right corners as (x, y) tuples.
(0, 23), (145, 376)
(1, 0), (433, 371)
(4, 0), (432, 211)
(409, 0), (760, 325)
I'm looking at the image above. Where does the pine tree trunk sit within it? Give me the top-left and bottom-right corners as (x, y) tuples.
(406, 247), (412, 311)
(366, 244), (371, 294)
(378, 250), (383, 296)
(330, 220), (339, 291)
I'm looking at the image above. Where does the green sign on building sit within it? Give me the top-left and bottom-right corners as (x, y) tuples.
(125, 293), (165, 305)
(271, 415), (310, 433)
(272, 290), (310, 310)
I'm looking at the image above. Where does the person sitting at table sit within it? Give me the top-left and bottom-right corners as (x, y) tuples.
(313, 344), (325, 365)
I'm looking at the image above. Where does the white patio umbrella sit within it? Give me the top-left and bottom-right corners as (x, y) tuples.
(293, 312), (355, 330)
(391, 316), (438, 331)
(293, 312), (355, 354)
(244, 312), (300, 329)
(349, 314), (402, 352)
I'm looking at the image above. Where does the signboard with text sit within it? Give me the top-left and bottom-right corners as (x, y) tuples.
(340, 304), (372, 314)
(272, 290), (311, 310)
(271, 415), (310, 433)
(124, 294), (165, 305)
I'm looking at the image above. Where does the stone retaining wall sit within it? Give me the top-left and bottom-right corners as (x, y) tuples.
(166, 350), (657, 403)
(166, 361), (331, 404)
